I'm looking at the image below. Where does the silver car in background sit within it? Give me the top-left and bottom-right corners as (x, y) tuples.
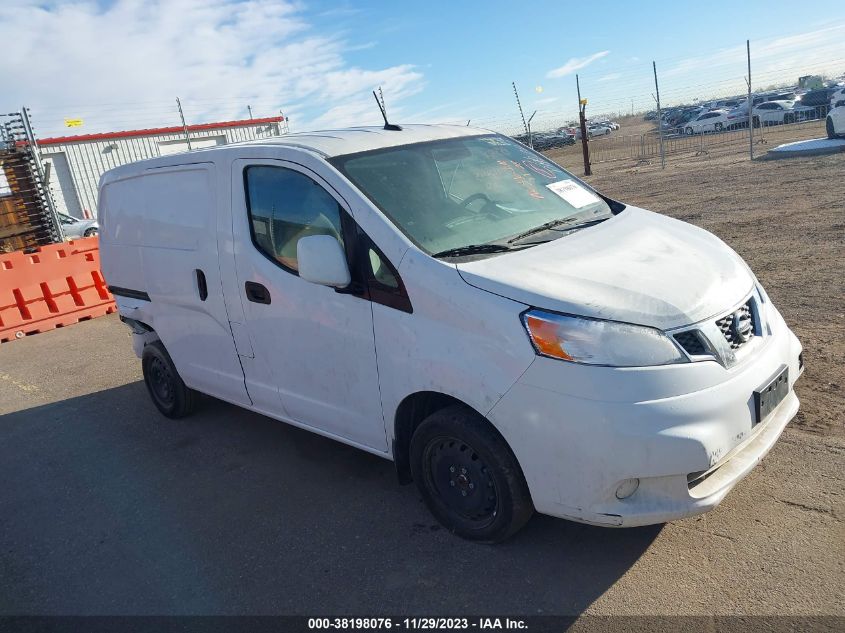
(58, 212), (99, 238)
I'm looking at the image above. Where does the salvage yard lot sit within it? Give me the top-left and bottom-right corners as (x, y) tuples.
(1, 150), (843, 616)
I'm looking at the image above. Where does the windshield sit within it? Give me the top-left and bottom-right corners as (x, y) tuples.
(330, 134), (613, 257)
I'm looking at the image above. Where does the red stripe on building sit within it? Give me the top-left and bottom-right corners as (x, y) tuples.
(35, 116), (285, 146)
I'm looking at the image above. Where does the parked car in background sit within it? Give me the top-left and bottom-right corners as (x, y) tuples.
(683, 110), (730, 134)
(713, 99), (741, 109)
(725, 104), (752, 129)
(827, 105), (845, 138)
(829, 86), (845, 108)
(798, 88), (834, 107)
(531, 132), (575, 150)
(58, 212), (99, 238)
(752, 100), (814, 125)
(673, 108), (705, 129)
(587, 123), (611, 137)
(593, 120), (619, 130)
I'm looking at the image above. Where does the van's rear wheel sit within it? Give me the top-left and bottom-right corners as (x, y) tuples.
(142, 341), (198, 418)
(410, 405), (533, 543)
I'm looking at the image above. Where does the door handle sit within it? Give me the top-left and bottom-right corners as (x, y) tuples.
(245, 281), (271, 304)
(195, 269), (208, 301)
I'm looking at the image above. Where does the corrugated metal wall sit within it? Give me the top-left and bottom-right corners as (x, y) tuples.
(39, 120), (282, 219)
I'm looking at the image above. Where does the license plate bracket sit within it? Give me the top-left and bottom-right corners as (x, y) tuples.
(754, 365), (789, 425)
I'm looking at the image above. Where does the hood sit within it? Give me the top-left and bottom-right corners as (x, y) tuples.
(456, 206), (754, 330)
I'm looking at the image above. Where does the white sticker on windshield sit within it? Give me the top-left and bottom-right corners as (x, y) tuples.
(546, 179), (601, 208)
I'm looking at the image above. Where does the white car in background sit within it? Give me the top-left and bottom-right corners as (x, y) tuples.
(587, 123), (611, 137)
(58, 212), (99, 238)
(752, 100), (814, 125)
(594, 120), (620, 130)
(829, 87), (845, 109)
(683, 110), (730, 134)
(826, 105), (845, 138)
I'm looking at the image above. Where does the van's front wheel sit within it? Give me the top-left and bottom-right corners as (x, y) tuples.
(410, 405), (533, 543)
(142, 341), (198, 419)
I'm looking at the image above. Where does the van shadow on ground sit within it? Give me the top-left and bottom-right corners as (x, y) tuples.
(0, 383), (660, 615)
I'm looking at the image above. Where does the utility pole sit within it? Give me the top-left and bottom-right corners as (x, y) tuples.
(746, 40), (753, 160)
(176, 97), (192, 151)
(652, 61), (665, 169)
(513, 82), (529, 137)
(247, 105), (254, 120)
(576, 74), (591, 176)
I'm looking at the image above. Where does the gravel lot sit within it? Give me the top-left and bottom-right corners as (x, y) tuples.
(0, 148), (843, 617)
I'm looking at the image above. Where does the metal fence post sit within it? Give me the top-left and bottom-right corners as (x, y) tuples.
(746, 40), (753, 160)
(653, 61), (665, 169)
(577, 74), (591, 176)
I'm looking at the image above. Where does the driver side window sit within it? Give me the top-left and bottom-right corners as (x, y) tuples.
(244, 166), (344, 273)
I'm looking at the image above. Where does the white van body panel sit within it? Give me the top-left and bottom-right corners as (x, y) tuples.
(457, 206), (755, 330)
(373, 248), (536, 444)
(99, 162), (250, 406)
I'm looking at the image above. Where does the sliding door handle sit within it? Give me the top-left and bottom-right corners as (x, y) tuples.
(245, 281), (271, 304)
(195, 269), (208, 301)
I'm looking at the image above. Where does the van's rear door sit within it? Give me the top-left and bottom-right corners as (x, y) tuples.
(132, 163), (250, 406)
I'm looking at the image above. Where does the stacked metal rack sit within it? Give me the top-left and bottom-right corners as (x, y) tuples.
(1, 109), (63, 252)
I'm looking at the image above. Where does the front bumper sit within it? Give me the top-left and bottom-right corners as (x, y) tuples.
(488, 306), (803, 527)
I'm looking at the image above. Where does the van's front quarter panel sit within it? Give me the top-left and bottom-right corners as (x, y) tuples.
(375, 248), (537, 447)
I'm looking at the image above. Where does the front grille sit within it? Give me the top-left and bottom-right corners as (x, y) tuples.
(715, 301), (755, 350)
(674, 330), (708, 356)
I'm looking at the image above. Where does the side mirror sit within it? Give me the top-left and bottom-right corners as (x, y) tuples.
(297, 235), (351, 288)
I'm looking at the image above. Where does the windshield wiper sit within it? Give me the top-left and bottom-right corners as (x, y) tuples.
(432, 243), (514, 258)
(507, 216), (608, 244)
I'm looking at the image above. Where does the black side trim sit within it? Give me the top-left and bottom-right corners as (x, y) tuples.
(119, 315), (153, 334)
(108, 286), (151, 301)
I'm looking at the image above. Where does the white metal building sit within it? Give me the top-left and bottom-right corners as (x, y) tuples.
(37, 116), (286, 219)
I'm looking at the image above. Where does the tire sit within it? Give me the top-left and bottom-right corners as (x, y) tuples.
(752, 115), (760, 128)
(141, 341), (198, 419)
(410, 404), (533, 543)
(685, 126), (694, 135)
(784, 113), (795, 125)
(83, 227), (98, 237)
(714, 122), (723, 132)
(826, 117), (836, 139)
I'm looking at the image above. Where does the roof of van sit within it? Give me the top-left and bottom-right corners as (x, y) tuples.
(98, 124), (493, 183)
(246, 123), (489, 157)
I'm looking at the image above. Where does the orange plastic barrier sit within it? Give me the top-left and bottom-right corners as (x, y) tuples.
(0, 237), (116, 342)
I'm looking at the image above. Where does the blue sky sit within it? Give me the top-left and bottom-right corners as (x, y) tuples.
(2, 0), (844, 136)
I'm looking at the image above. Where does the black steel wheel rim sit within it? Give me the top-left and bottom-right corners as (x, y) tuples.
(148, 357), (175, 407)
(423, 436), (499, 527)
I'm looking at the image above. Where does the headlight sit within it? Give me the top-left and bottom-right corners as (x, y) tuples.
(522, 309), (687, 367)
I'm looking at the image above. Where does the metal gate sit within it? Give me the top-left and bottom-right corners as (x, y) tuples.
(1, 109), (63, 252)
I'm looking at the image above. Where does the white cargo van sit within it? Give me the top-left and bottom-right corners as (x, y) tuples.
(99, 124), (802, 542)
